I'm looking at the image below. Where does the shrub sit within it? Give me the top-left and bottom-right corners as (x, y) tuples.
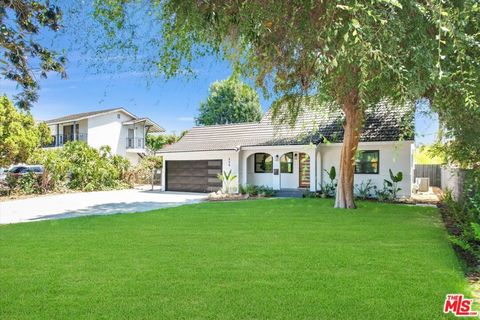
(238, 184), (275, 197)
(374, 183), (393, 202)
(29, 148), (69, 192)
(256, 185), (275, 197)
(130, 155), (163, 185)
(302, 190), (319, 198)
(441, 169), (480, 268)
(18, 172), (40, 194)
(322, 166), (337, 197)
(239, 184), (257, 196)
(25, 141), (132, 194)
(355, 179), (375, 200)
(63, 143), (130, 191)
(383, 169), (403, 199)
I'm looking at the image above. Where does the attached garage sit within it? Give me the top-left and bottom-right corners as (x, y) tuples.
(165, 160), (223, 193)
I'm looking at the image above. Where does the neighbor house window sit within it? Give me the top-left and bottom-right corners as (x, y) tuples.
(255, 153), (273, 173)
(355, 150), (379, 174)
(280, 152), (294, 173)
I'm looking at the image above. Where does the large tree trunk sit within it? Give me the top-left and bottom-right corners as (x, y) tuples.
(334, 90), (363, 209)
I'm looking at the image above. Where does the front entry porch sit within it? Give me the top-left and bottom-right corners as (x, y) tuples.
(240, 147), (318, 191)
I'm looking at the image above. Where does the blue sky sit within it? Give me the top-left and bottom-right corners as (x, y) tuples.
(0, 3), (438, 145)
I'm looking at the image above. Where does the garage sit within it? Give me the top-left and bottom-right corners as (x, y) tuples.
(165, 160), (223, 193)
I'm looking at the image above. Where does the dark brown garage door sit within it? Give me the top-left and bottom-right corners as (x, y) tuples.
(166, 160), (222, 193)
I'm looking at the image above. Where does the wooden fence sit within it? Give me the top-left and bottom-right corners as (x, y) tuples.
(414, 164), (442, 187)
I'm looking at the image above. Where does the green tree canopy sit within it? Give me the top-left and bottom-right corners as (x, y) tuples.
(0, 96), (52, 167)
(90, 0), (479, 208)
(146, 131), (187, 152)
(1, 1), (66, 109)
(196, 75), (262, 126)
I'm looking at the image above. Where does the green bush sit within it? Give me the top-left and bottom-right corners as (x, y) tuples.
(130, 155), (163, 185)
(63, 143), (131, 191)
(355, 179), (375, 200)
(5, 172), (42, 195)
(18, 172), (40, 194)
(441, 169), (480, 268)
(25, 141), (132, 194)
(302, 190), (319, 198)
(238, 184), (275, 197)
(29, 148), (69, 192)
(322, 166), (337, 197)
(256, 185), (276, 197)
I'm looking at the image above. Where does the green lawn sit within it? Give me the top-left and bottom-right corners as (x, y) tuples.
(0, 199), (468, 319)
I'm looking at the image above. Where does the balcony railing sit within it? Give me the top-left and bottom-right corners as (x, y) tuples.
(126, 137), (145, 149)
(43, 133), (88, 147)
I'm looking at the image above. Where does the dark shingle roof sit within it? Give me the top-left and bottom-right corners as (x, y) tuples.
(45, 108), (131, 124)
(159, 101), (414, 153)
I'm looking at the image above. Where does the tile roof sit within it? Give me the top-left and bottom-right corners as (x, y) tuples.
(159, 101), (414, 153)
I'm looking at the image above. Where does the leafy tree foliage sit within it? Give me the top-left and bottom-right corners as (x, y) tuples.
(0, 96), (52, 167)
(29, 141), (131, 192)
(0, 0), (66, 109)
(414, 145), (444, 165)
(91, 0), (479, 208)
(145, 131), (187, 152)
(427, 3), (480, 168)
(196, 75), (262, 126)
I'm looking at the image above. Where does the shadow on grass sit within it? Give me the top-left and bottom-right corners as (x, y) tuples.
(28, 200), (201, 222)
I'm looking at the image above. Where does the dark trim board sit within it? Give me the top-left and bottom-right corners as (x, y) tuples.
(165, 160), (223, 193)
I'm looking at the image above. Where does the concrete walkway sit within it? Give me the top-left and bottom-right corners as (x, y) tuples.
(0, 188), (206, 224)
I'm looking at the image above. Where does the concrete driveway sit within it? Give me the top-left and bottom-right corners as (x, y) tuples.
(0, 188), (207, 224)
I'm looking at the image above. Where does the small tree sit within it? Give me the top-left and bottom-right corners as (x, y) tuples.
(91, 0), (479, 208)
(196, 75), (262, 126)
(146, 131), (187, 152)
(0, 96), (52, 167)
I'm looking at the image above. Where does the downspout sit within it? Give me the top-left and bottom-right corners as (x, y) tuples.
(235, 145), (241, 193)
(317, 143), (323, 190)
(56, 124), (59, 147)
(73, 121), (77, 141)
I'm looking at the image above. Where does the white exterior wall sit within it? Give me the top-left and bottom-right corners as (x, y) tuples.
(161, 150), (239, 192)
(160, 141), (413, 196)
(319, 141), (413, 197)
(45, 111), (154, 166)
(240, 145), (317, 191)
(87, 111), (132, 156)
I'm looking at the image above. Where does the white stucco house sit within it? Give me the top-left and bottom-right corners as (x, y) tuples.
(43, 108), (164, 164)
(158, 102), (415, 196)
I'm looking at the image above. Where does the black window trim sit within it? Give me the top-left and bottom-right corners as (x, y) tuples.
(354, 150), (380, 175)
(254, 153), (273, 173)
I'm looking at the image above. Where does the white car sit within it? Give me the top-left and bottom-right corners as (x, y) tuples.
(0, 167), (7, 184)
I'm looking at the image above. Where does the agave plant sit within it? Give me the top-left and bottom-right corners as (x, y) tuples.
(217, 170), (237, 194)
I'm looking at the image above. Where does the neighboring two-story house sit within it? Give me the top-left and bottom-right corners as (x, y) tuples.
(44, 108), (164, 164)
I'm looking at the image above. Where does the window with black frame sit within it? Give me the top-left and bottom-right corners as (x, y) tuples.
(280, 152), (293, 173)
(254, 153), (273, 173)
(355, 150), (379, 174)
